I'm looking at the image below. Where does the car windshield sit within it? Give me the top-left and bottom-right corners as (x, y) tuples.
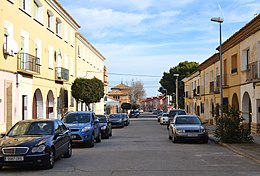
(169, 110), (186, 117)
(98, 116), (107, 123)
(63, 113), (90, 123)
(7, 121), (54, 136)
(110, 114), (121, 118)
(175, 116), (201, 125)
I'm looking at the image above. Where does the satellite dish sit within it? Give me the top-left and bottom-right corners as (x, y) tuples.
(6, 37), (19, 56)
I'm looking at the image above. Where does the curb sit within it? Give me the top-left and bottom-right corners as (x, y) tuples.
(209, 136), (260, 164)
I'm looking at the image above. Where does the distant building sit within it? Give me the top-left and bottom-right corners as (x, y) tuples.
(106, 83), (131, 113)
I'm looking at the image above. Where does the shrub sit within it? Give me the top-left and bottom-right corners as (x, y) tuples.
(214, 106), (253, 143)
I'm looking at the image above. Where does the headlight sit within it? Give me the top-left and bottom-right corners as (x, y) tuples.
(101, 126), (107, 130)
(118, 119), (122, 122)
(82, 126), (91, 132)
(176, 129), (185, 133)
(201, 128), (207, 133)
(32, 144), (46, 153)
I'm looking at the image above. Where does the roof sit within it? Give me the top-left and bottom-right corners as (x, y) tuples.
(111, 83), (130, 90)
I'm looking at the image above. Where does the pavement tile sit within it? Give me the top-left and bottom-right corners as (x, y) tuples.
(206, 125), (260, 164)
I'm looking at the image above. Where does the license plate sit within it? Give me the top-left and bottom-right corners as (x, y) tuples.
(188, 134), (198, 137)
(4, 156), (24, 161)
(71, 135), (76, 139)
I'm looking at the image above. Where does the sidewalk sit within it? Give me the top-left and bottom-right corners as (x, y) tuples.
(206, 125), (260, 164)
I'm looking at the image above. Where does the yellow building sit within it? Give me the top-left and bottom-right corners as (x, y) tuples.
(75, 33), (106, 114)
(0, 0), (107, 133)
(184, 14), (260, 134)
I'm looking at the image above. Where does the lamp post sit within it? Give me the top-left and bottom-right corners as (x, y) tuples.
(211, 17), (224, 117)
(173, 74), (179, 109)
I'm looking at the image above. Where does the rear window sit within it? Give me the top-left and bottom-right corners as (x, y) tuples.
(62, 113), (91, 123)
(169, 110), (186, 117)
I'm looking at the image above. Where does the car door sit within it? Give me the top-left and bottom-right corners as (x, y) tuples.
(57, 120), (70, 154)
(92, 113), (99, 138)
(53, 120), (66, 158)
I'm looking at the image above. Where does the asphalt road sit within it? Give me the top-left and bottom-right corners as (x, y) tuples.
(1, 113), (260, 176)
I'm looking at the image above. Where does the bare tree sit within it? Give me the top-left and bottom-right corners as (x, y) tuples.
(129, 79), (146, 106)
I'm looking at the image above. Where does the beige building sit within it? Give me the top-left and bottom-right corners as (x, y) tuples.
(0, 0), (107, 133)
(184, 14), (260, 134)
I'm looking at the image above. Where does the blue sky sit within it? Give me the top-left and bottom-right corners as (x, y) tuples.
(58, 0), (259, 97)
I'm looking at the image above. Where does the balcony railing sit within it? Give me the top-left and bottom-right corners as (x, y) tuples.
(210, 81), (214, 93)
(17, 53), (40, 74)
(246, 61), (260, 82)
(55, 67), (69, 81)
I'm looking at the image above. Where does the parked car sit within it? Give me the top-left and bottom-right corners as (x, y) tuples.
(167, 109), (187, 129)
(109, 114), (125, 128)
(168, 115), (208, 143)
(96, 114), (112, 139)
(120, 113), (130, 126)
(160, 113), (169, 125)
(129, 110), (140, 118)
(0, 119), (72, 169)
(62, 111), (101, 147)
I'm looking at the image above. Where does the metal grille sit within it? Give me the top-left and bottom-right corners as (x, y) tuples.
(2, 147), (29, 155)
(70, 129), (80, 132)
(185, 130), (199, 133)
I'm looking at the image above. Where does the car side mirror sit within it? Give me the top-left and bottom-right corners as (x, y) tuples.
(0, 133), (5, 138)
(94, 119), (99, 124)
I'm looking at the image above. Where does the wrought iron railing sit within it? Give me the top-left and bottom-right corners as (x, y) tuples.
(17, 53), (40, 74)
(246, 61), (260, 81)
(55, 67), (69, 81)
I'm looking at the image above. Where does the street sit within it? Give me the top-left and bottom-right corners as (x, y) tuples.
(1, 113), (260, 176)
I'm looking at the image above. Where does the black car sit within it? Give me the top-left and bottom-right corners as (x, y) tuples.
(109, 114), (125, 128)
(167, 109), (187, 130)
(129, 110), (140, 118)
(0, 119), (72, 169)
(97, 114), (112, 139)
(120, 113), (130, 126)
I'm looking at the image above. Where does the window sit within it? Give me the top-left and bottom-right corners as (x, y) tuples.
(205, 73), (208, 87)
(70, 29), (74, 47)
(78, 45), (81, 57)
(56, 18), (62, 36)
(242, 48), (250, 71)
(231, 54), (238, 73)
(47, 10), (54, 31)
(64, 25), (68, 42)
(35, 39), (41, 65)
(3, 28), (8, 53)
(33, 0), (43, 23)
(19, 0), (31, 14)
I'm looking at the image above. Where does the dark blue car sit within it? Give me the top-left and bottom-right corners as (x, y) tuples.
(62, 111), (101, 147)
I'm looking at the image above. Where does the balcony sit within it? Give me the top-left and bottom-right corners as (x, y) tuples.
(246, 61), (260, 82)
(210, 81), (214, 93)
(55, 67), (69, 82)
(17, 53), (41, 74)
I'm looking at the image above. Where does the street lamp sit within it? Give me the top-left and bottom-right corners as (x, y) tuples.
(211, 17), (224, 117)
(173, 74), (179, 109)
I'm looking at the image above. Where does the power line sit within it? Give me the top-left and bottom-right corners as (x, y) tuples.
(108, 72), (161, 77)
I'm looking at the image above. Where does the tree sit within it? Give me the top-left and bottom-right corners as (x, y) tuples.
(71, 77), (104, 111)
(159, 61), (199, 109)
(121, 103), (132, 113)
(129, 80), (146, 107)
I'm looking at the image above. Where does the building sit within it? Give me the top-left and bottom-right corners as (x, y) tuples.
(183, 14), (260, 134)
(0, 0), (107, 133)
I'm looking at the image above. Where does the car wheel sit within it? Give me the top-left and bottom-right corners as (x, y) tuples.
(86, 133), (95, 147)
(96, 132), (101, 143)
(64, 141), (72, 158)
(44, 148), (55, 169)
(172, 135), (178, 143)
